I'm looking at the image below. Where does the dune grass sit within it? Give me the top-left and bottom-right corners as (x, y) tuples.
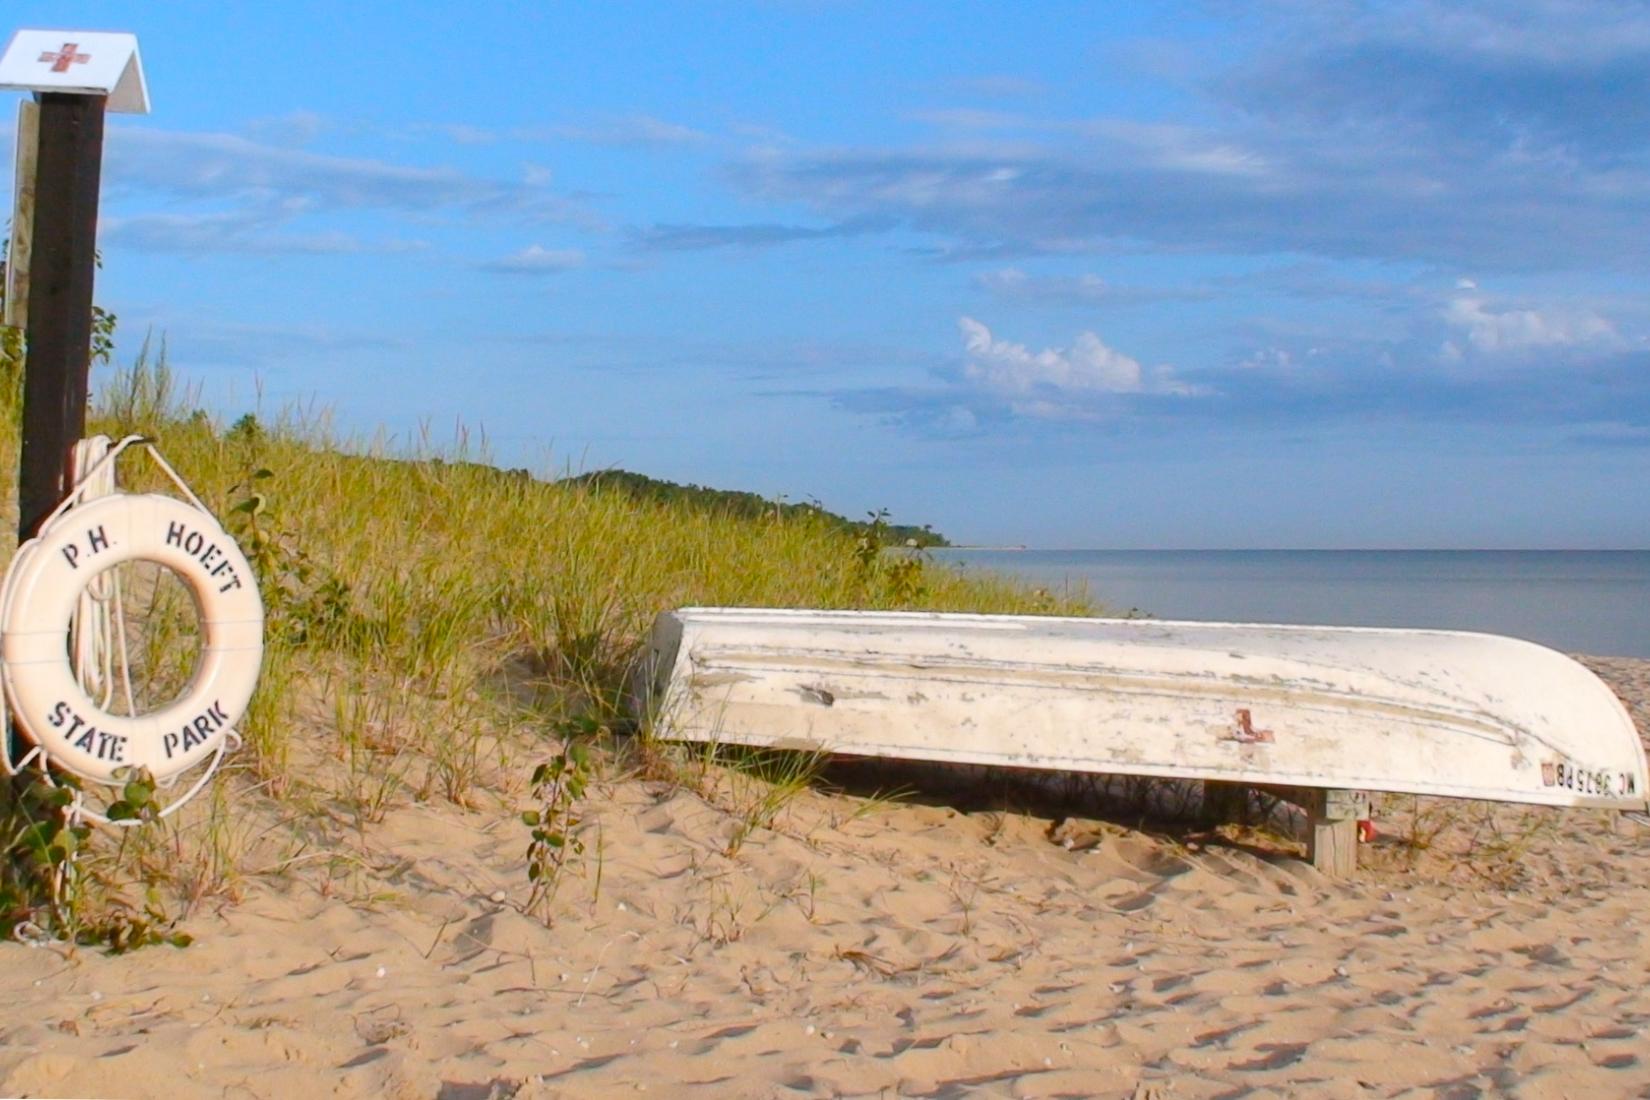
(0, 343), (1578, 943)
(0, 347), (1094, 942)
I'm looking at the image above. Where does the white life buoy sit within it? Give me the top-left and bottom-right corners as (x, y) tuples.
(2, 493), (264, 784)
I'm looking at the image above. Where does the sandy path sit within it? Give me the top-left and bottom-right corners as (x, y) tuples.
(0, 660), (1648, 1098)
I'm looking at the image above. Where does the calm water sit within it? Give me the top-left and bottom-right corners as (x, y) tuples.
(933, 549), (1650, 658)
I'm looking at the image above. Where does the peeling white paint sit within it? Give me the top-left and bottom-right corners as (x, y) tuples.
(634, 609), (1650, 811)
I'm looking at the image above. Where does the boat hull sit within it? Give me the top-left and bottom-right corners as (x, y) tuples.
(636, 608), (1650, 811)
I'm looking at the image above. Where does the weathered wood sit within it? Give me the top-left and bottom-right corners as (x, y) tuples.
(640, 609), (1650, 814)
(4, 99), (39, 329)
(1304, 788), (1369, 877)
(18, 92), (106, 539)
(1310, 818), (1357, 876)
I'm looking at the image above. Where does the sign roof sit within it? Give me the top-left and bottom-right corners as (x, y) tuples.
(0, 29), (149, 114)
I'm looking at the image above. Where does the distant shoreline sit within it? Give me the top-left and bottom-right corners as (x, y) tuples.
(929, 547), (1650, 658)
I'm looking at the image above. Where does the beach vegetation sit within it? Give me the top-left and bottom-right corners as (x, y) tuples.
(561, 469), (949, 548)
(717, 746), (831, 858)
(1362, 793), (1569, 889)
(0, 766), (190, 951)
(21, 302), (1574, 933)
(0, 322), (1087, 945)
(523, 726), (595, 923)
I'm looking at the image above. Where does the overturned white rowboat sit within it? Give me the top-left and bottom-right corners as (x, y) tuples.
(635, 608), (1649, 813)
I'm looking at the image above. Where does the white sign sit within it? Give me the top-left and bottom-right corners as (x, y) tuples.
(0, 29), (149, 114)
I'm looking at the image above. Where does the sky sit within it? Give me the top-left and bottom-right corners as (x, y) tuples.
(3, 1), (1648, 549)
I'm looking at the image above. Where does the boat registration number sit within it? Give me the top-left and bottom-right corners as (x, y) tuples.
(1541, 757), (1639, 799)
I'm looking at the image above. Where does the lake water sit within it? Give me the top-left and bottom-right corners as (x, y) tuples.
(932, 549), (1650, 658)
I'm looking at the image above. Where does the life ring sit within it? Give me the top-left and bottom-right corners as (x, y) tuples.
(2, 493), (264, 784)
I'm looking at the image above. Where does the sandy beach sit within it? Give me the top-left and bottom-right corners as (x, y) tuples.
(0, 657), (1647, 1099)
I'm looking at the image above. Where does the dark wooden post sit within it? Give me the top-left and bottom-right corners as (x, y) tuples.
(17, 91), (106, 540)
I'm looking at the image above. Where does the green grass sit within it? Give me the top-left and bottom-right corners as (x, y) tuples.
(0, 347), (1096, 940)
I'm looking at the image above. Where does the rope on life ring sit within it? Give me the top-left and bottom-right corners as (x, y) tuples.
(70, 434), (122, 706)
(0, 436), (264, 801)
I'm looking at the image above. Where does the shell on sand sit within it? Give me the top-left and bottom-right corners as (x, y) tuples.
(0, 658), (1647, 1098)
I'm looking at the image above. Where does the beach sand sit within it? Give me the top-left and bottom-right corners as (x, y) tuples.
(2, 658), (1649, 1098)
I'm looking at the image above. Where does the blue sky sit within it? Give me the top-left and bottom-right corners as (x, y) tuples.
(4, 1), (1648, 548)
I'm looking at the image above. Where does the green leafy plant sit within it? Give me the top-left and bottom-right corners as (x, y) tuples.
(852, 508), (928, 606)
(0, 766), (189, 952)
(1, 771), (89, 938)
(522, 723), (596, 922)
(226, 463), (356, 649)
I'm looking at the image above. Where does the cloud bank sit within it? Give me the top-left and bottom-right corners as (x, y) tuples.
(717, 2), (1650, 271)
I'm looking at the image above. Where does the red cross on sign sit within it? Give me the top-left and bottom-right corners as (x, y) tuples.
(39, 43), (91, 73)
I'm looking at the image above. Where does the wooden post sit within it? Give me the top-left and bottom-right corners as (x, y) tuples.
(17, 91), (105, 540)
(1305, 788), (1368, 877)
(4, 99), (39, 329)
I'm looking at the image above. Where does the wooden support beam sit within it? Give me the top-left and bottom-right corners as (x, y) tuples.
(1304, 788), (1368, 878)
(18, 91), (106, 540)
(1238, 783), (1368, 876)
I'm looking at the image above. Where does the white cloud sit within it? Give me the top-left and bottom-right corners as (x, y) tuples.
(243, 110), (328, 146)
(90, 126), (606, 256)
(958, 317), (1193, 399)
(437, 123), (499, 146)
(105, 128), (600, 228)
(973, 267), (1210, 306)
(910, 113), (1270, 178)
(941, 74), (1047, 100)
(411, 115), (708, 149)
(1336, 1), (1650, 69)
(975, 268), (1109, 303)
(1442, 288), (1619, 355)
(478, 245), (586, 274)
(733, 5), (1650, 274)
(523, 115), (709, 148)
(100, 210), (427, 255)
(1088, 120), (1270, 178)
(1236, 346), (1296, 371)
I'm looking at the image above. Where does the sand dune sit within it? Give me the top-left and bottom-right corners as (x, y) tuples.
(2, 659), (1648, 1098)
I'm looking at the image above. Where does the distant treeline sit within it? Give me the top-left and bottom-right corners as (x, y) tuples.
(562, 469), (950, 547)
